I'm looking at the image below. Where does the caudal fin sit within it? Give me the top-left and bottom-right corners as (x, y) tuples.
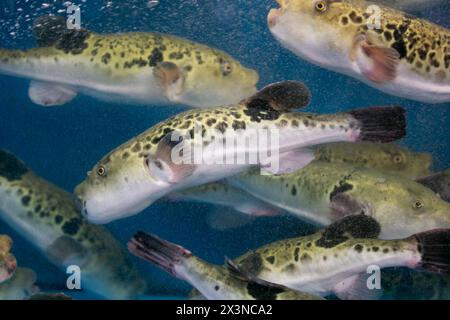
(348, 106), (406, 143)
(413, 229), (450, 274)
(128, 232), (192, 278)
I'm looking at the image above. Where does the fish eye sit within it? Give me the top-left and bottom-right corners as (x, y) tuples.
(97, 166), (106, 177)
(393, 154), (403, 164)
(315, 1), (328, 12)
(413, 200), (424, 209)
(220, 60), (233, 76)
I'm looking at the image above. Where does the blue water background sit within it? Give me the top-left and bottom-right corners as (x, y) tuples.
(0, 0), (449, 299)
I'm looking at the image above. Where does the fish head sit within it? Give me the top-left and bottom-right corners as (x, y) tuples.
(75, 148), (173, 224)
(177, 50), (259, 107)
(268, 0), (362, 68)
(369, 179), (450, 238)
(373, 145), (433, 179)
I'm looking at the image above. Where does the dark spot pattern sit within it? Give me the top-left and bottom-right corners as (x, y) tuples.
(62, 218), (82, 236)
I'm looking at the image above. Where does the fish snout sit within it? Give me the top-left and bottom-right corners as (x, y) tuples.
(74, 184), (89, 218)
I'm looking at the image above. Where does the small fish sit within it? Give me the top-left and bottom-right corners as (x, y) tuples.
(268, 0), (450, 103)
(416, 168), (450, 202)
(0, 235), (17, 284)
(229, 161), (450, 239)
(128, 231), (323, 300)
(0, 268), (39, 300)
(314, 142), (432, 179)
(0, 15), (258, 108)
(231, 215), (450, 299)
(0, 150), (147, 299)
(75, 80), (406, 224)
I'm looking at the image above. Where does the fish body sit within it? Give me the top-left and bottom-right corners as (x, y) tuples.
(0, 16), (258, 108)
(229, 161), (450, 239)
(0, 267), (39, 300)
(268, 0), (450, 103)
(75, 81), (406, 224)
(232, 215), (450, 299)
(129, 232), (323, 300)
(0, 235), (16, 283)
(0, 150), (146, 299)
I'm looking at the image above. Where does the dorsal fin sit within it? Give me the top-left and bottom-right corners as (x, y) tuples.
(243, 81), (311, 112)
(0, 149), (29, 182)
(316, 215), (381, 248)
(32, 15), (68, 47)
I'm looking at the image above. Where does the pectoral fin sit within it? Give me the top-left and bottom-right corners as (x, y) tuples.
(29, 81), (77, 107)
(153, 62), (186, 101)
(352, 34), (400, 84)
(261, 148), (315, 175)
(333, 273), (383, 300)
(147, 132), (196, 184)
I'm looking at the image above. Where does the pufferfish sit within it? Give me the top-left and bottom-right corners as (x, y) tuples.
(268, 0), (450, 103)
(0, 15), (258, 108)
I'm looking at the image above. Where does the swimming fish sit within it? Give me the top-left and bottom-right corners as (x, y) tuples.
(230, 215), (450, 299)
(170, 142), (432, 221)
(0, 15), (258, 108)
(0, 235), (16, 283)
(314, 142), (432, 179)
(268, 0), (450, 103)
(229, 161), (450, 239)
(75, 81), (407, 224)
(0, 268), (39, 300)
(128, 231), (324, 300)
(0, 150), (147, 299)
(416, 168), (450, 202)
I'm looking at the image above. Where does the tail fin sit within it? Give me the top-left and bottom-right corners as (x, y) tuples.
(128, 232), (192, 278)
(348, 106), (406, 143)
(413, 229), (450, 274)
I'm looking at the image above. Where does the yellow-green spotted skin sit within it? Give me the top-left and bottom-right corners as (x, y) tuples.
(268, 0), (450, 103)
(0, 28), (258, 107)
(172, 256), (323, 300)
(0, 268), (39, 300)
(231, 219), (421, 297)
(0, 150), (146, 299)
(314, 142), (432, 179)
(75, 100), (400, 224)
(230, 161), (450, 239)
